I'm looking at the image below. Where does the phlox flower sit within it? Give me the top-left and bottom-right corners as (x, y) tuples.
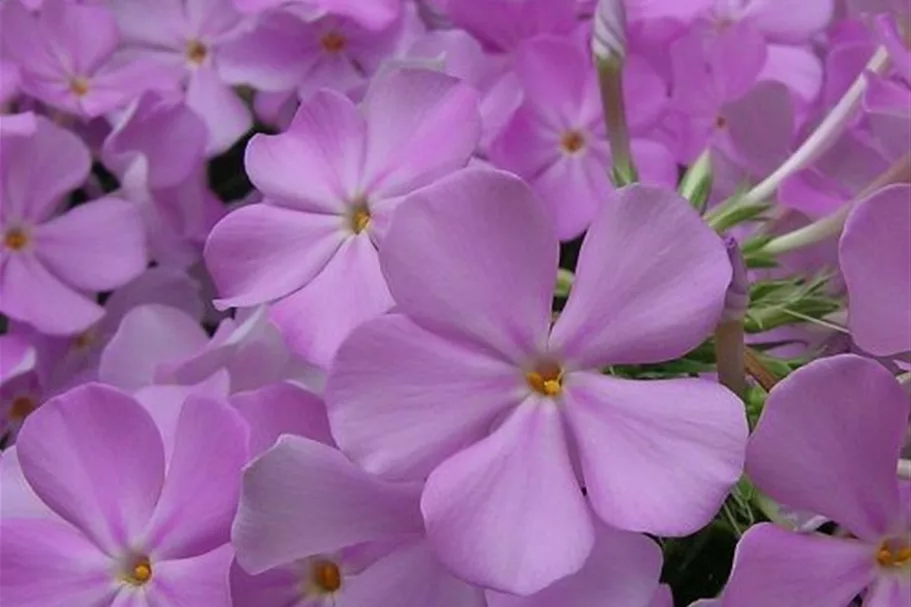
(205, 68), (480, 367)
(0, 383), (249, 606)
(445, 0), (578, 53)
(232, 0), (403, 31)
(490, 35), (676, 239)
(325, 168), (748, 594)
(1, 0), (172, 118)
(839, 184), (911, 358)
(721, 354), (911, 606)
(0, 117), (147, 336)
(231, 435), (488, 606)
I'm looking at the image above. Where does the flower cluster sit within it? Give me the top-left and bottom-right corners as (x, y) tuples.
(0, 0), (909, 606)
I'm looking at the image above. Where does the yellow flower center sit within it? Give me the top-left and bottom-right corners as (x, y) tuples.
(124, 556), (152, 585)
(560, 130), (586, 154)
(186, 39), (208, 65)
(349, 203), (371, 234)
(69, 76), (90, 98)
(526, 362), (563, 397)
(9, 396), (36, 421)
(321, 31), (347, 54)
(3, 227), (29, 251)
(877, 538), (911, 568)
(310, 559), (342, 594)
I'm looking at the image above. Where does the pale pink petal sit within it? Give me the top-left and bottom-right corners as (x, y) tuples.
(486, 524), (662, 607)
(422, 403), (594, 595)
(229, 561), (300, 607)
(244, 89), (364, 213)
(0, 518), (117, 607)
(0, 334), (36, 385)
(231, 382), (334, 456)
(513, 36), (589, 128)
(746, 355), (908, 540)
(0, 116), (90, 223)
(99, 305), (210, 392)
(233, 436), (423, 573)
(649, 584), (674, 607)
(532, 151), (612, 240)
(186, 67), (253, 156)
(325, 314), (521, 480)
(341, 540), (487, 607)
(864, 575), (911, 607)
(550, 185), (731, 368)
(217, 12), (309, 92)
(34, 198), (146, 293)
(722, 524), (874, 607)
(741, 0), (835, 43)
(204, 204), (344, 309)
(564, 373), (747, 536)
(0, 254), (103, 336)
(380, 168), (557, 361)
(141, 397), (248, 559)
(840, 185), (911, 357)
(110, 0), (189, 48)
(0, 447), (57, 519)
(361, 68), (480, 198)
(758, 44), (824, 105)
(269, 234), (393, 368)
(145, 545), (234, 605)
(16, 383), (165, 553)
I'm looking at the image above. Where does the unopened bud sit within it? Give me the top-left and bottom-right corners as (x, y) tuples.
(592, 0), (627, 62)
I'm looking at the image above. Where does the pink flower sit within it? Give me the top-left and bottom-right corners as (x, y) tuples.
(233, 0), (404, 31)
(325, 168), (748, 593)
(445, 0), (578, 53)
(231, 436), (487, 606)
(0, 117), (147, 335)
(490, 35), (676, 239)
(0, 383), (249, 606)
(205, 68), (480, 367)
(1, 0), (172, 118)
(722, 354), (911, 606)
(840, 184), (911, 357)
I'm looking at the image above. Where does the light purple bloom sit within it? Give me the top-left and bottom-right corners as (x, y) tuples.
(840, 184), (911, 357)
(205, 68), (480, 367)
(0, 117), (147, 335)
(445, 0), (578, 53)
(231, 436), (486, 606)
(1, 0), (172, 118)
(0, 383), (249, 606)
(722, 354), (911, 606)
(326, 168), (748, 593)
(490, 36), (676, 239)
(233, 0), (404, 31)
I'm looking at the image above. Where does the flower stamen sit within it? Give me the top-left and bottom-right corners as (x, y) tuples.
(321, 31), (347, 54)
(9, 396), (36, 421)
(123, 556), (152, 585)
(526, 362), (563, 397)
(69, 76), (90, 98)
(877, 538), (911, 568)
(186, 40), (208, 65)
(349, 203), (371, 234)
(310, 559), (342, 594)
(3, 227), (29, 251)
(560, 130), (586, 154)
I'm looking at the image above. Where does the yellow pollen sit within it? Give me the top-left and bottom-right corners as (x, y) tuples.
(526, 363), (563, 397)
(560, 130), (586, 154)
(311, 559), (342, 593)
(186, 39), (208, 64)
(69, 76), (90, 98)
(125, 557), (152, 585)
(349, 204), (371, 234)
(3, 227), (28, 251)
(9, 396), (36, 421)
(321, 31), (347, 53)
(877, 540), (911, 567)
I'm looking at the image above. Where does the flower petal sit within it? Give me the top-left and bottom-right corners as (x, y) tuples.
(422, 403), (594, 595)
(186, 67), (252, 156)
(341, 540), (488, 607)
(232, 436), (423, 574)
(0, 254), (103, 336)
(204, 204), (344, 309)
(16, 383), (165, 553)
(550, 184), (731, 368)
(0, 116), (90, 223)
(486, 523), (662, 607)
(564, 373), (747, 536)
(245, 89), (364, 213)
(99, 304), (210, 392)
(380, 168), (558, 361)
(326, 314), (521, 481)
(722, 524), (874, 607)
(144, 545), (234, 606)
(746, 354), (908, 540)
(362, 68), (480, 197)
(0, 518), (117, 607)
(840, 184), (911, 357)
(269, 234), (393, 368)
(231, 381), (334, 457)
(142, 396), (249, 560)
(34, 197), (146, 292)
